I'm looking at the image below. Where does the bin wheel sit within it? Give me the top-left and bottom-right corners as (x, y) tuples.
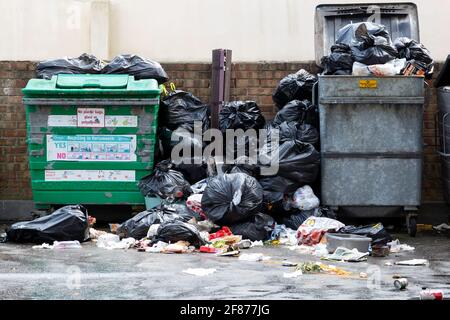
(407, 215), (417, 237)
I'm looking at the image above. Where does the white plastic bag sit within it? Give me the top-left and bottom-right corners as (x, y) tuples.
(352, 58), (406, 76)
(292, 185), (320, 210)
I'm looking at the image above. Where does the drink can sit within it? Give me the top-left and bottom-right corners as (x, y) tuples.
(419, 289), (444, 300)
(394, 278), (408, 290)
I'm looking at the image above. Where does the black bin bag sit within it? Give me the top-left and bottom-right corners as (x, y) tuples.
(259, 140), (320, 184)
(138, 160), (192, 199)
(153, 220), (206, 247)
(102, 54), (169, 84)
(159, 90), (210, 132)
(117, 203), (198, 239)
(36, 53), (104, 79)
(394, 37), (434, 78)
(117, 208), (168, 239)
(219, 101), (266, 132)
(230, 213), (275, 241)
(272, 69), (317, 109)
(336, 22), (398, 65)
(338, 223), (393, 246)
(201, 173), (263, 226)
(320, 43), (354, 75)
(6, 205), (89, 243)
(272, 100), (312, 126)
(266, 121), (319, 146)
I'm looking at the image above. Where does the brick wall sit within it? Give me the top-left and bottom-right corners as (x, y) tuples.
(0, 61), (445, 203)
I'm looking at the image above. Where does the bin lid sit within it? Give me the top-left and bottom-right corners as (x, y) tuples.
(434, 54), (450, 88)
(22, 74), (160, 98)
(314, 2), (420, 65)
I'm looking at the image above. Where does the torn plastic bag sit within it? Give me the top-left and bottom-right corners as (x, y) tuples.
(259, 139), (320, 184)
(102, 54), (168, 84)
(337, 22), (398, 65)
(297, 216), (345, 246)
(219, 101), (266, 132)
(6, 205), (89, 243)
(229, 213), (275, 241)
(36, 53), (105, 79)
(201, 173), (263, 225)
(352, 59), (406, 76)
(272, 69), (317, 109)
(338, 223), (393, 246)
(320, 43), (354, 75)
(138, 160), (192, 199)
(272, 100), (312, 126)
(153, 220), (206, 247)
(394, 37), (434, 78)
(159, 90), (210, 132)
(266, 121), (319, 146)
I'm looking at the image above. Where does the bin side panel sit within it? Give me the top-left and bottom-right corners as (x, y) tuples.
(321, 158), (422, 206)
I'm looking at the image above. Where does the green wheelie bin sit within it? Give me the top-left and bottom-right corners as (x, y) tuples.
(22, 74), (160, 210)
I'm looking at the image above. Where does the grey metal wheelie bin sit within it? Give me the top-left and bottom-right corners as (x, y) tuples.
(436, 55), (450, 204)
(315, 3), (425, 236)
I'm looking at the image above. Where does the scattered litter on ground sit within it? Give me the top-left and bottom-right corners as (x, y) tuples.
(394, 278), (408, 290)
(162, 241), (192, 254)
(32, 243), (53, 250)
(395, 259), (429, 266)
(419, 289), (444, 300)
(89, 228), (107, 240)
(182, 268), (216, 277)
(387, 239), (415, 253)
(323, 247), (369, 262)
(282, 261), (298, 267)
(283, 270), (303, 278)
(53, 240), (82, 249)
(238, 253), (271, 262)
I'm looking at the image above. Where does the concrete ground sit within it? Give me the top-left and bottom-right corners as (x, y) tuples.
(0, 230), (449, 300)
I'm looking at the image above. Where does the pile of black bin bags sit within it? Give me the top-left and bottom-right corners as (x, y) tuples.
(135, 67), (329, 244)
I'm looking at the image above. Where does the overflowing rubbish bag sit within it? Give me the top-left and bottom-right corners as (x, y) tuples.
(229, 213), (275, 241)
(138, 160), (192, 199)
(320, 43), (354, 75)
(153, 220), (206, 247)
(337, 22), (398, 65)
(159, 91), (210, 132)
(338, 223), (393, 246)
(352, 58), (406, 76)
(102, 54), (169, 84)
(219, 101), (266, 131)
(6, 205), (89, 243)
(272, 100), (312, 126)
(297, 216), (345, 245)
(202, 173), (263, 225)
(394, 37), (434, 78)
(259, 139), (320, 184)
(272, 69), (317, 109)
(36, 53), (105, 79)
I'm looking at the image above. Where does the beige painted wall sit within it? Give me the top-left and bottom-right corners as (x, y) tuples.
(0, 0), (449, 62)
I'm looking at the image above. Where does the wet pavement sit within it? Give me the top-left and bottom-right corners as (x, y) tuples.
(0, 231), (449, 300)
